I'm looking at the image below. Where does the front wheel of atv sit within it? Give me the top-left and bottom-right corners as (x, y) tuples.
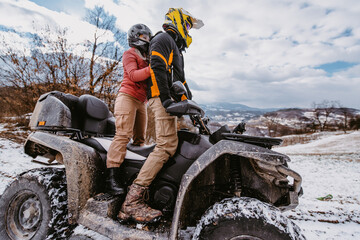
(0, 168), (73, 240)
(68, 235), (94, 240)
(192, 197), (305, 240)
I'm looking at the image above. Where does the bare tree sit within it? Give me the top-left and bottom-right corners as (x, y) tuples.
(0, 38), (46, 115)
(0, 27), (87, 115)
(311, 100), (336, 131)
(263, 112), (280, 137)
(31, 26), (87, 94)
(84, 6), (125, 107)
(334, 101), (355, 133)
(0, 7), (125, 116)
(349, 116), (360, 130)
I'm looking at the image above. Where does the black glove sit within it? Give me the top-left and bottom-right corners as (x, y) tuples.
(162, 99), (175, 108)
(164, 100), (183, 117)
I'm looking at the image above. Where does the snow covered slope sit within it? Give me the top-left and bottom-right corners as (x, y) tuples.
(277, 131), (360, 155)
(275, 131), (360, 239)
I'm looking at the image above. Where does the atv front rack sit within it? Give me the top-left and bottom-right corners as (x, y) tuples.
(222, 133), (283, 149)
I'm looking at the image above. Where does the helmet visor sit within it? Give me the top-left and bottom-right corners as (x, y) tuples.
(180, 8), (204, 29)
(185, 21), (191, 31)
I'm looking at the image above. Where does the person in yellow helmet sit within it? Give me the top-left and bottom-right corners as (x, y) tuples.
(118, 8), (204, 223)
(163, 8), (204, 49)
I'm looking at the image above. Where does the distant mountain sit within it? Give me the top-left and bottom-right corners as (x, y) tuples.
(199, 102), (279, 124)
(198, 102), (360, 137)
(200, 102), (278, 112)
(246, 107), (360, 136)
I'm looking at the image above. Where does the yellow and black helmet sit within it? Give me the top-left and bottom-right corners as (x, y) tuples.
(162, 8), (204, 48)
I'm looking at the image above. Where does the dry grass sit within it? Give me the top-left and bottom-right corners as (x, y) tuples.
(0, 117), (30, 144)
(281, 134), (321, 146)
(280, 131), (344, 146)
(0, 130), (29, 144)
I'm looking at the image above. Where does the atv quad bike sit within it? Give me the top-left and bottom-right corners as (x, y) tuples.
(0, 91), (305, 240)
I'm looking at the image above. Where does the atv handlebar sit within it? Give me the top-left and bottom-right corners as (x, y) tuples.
(165, 100), (211, 135)
(190, 115), (211, 135)
(166, 100), (205, 117)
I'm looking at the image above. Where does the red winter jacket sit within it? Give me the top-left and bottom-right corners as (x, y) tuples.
(119, 47), (150, 103)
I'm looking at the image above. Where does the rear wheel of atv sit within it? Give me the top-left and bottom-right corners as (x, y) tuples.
(193, 197), (305, 240)
(0, 168), (73, 240)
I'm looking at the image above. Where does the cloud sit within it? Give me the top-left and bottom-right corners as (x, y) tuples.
(0, 0), (101, 45)
(1, 0), (360, 109)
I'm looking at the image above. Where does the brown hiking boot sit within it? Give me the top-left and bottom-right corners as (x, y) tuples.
(118, 183), (162, 223)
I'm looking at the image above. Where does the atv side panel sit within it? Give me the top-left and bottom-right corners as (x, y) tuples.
(169, 139), (300, 239)
(24, 132), (103, 224)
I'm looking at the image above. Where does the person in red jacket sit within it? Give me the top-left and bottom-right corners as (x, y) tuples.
(105, 24), (152, 196)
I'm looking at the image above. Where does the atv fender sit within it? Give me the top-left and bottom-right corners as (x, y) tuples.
(24, 131), (102, 224)
(170, 139), (297, 239)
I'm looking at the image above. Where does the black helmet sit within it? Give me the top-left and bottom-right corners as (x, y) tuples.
(128, 24), (152, 54)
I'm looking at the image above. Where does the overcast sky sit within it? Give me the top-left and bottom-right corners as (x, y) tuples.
(0, 0), (359, 109)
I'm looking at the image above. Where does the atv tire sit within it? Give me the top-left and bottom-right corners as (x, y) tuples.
(193, 197), (305, 240)
(0, 168), (73, 240)
(69, 235), (94, 240)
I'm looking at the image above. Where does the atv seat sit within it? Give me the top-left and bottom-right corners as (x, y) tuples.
(77, 95), (115, 137)
(127, 143), (156, 158)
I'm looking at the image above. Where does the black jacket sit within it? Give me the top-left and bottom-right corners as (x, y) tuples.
(147, 31), (191, 107)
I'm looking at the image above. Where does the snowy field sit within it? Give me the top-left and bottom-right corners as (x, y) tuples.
(0, 123), (359, 239)
(275, 131), (360, 240)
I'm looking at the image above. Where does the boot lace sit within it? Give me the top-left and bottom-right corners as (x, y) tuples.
(142, 188), (150, 202)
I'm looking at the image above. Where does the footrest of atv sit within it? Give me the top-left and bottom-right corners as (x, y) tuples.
(85, 193), (123, 219)
(78, 195), (169, 239)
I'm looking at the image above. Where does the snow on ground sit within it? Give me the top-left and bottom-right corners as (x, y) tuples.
(0, 123), (359, 239)
(275, 131), (360, 239)
(277, 131), (360, 155)
(0, 137), (41, 194)
(0, 127), (111, 239)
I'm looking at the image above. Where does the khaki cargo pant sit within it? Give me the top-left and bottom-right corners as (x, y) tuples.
(134, 97), (178, 186)
(107, 93), (147, 168)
